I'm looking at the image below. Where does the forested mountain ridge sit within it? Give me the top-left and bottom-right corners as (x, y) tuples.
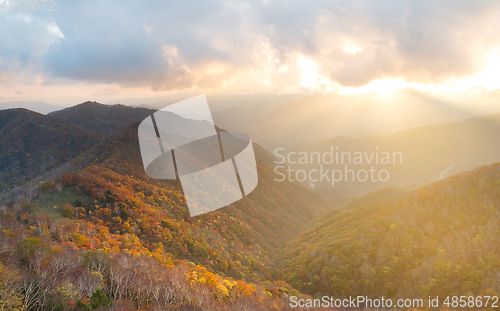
(279, 162), (500, 308)
(49, 101), (155, 137)
(0, 108), (104, 194)
(0, 100), (62, 114)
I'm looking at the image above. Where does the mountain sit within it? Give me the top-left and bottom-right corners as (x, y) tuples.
(212, 94), (307, 133)
(280, 113), (500, 200)
(0, 100), (64, 114)
(280, 162), (500, 303)
(49, 101), (155, 137)
(2, 118), (330, 280)
(0, 108), (104, 193)
(0, 108), (330, 309)
(211, 89), (500, 150)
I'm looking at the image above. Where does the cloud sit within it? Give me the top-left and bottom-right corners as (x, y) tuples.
(323, 0), (500, 86)
(0, 11), (63, 74)
(1, 0), (500, 91)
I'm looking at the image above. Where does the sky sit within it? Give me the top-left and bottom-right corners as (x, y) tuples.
(1, 0), (500, 106)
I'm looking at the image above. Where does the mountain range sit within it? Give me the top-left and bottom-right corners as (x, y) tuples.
(2, 98), (500, 310)
(281, 113), (500, 203)
(212, 89), (500, 151)
(0, 102), (330, 282)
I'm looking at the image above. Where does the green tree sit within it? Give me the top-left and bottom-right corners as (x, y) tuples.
(62, 204), (75, 218)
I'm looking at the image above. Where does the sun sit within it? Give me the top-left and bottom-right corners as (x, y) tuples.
(296, 54), (320, 88)
(294, 44), (500, 96)
(455, 46), (500, 91)
(296, 54), (332, 90)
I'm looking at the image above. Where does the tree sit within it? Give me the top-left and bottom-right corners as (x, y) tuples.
(20, 201), (39, 214)
(62, 204), (75, 218)
(0, 262), (23, 311)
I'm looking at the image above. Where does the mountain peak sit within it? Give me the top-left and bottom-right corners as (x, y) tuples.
(49, 102), (155, 137)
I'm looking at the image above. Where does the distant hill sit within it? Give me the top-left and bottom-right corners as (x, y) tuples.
(0, 100), (64, 114)
(0, 108), (103, 193)
(212, 94), (307, 134)
(283, 113), (500, 199)
(280, 162), (500, 301)
(49, 101), (155, 137)
(211, 89), (500, 150)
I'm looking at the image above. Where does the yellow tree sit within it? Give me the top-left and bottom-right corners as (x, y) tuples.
(0, 262), (23, 311)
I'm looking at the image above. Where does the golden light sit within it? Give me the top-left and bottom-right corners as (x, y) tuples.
(294, 44), (500, 96)
(339, 78), (410, 96)
(296, 54), (332, 90)
(343, 44), (362, 54)
(453, 46), (500, 91)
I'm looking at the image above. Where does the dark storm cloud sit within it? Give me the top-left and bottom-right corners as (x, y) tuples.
(2, 0), (500, 89)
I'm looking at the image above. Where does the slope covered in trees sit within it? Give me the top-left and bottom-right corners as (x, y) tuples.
(51, 123), (329, 279)
(0, 109), (104, 193)
(0, 119), (330, 310)
(0, 217), (306, 310)
(280, 163), (500, 308)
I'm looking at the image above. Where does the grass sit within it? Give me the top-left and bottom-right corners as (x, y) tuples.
(32, 186), (94, 219)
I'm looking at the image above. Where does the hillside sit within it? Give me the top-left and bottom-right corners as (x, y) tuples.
(49, 101), (155, 137)
(279, 162), (500, 307)
(4, 120), (330, 279)
(0, 116), (331, 309)
(282, 113), (500, 199)
(0, 109), (104, 193)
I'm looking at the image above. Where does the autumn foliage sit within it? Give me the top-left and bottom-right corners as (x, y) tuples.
(280, 163), (500, 310)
